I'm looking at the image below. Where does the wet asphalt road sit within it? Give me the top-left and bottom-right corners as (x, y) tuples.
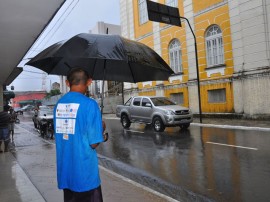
(97, 118), (270, 202)
(16, 114), (270, 202)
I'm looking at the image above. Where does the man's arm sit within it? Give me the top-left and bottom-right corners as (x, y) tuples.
(91, 143), (99, 149)
(90, 121), (108, 149)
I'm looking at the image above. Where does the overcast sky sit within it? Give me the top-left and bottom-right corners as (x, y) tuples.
(12, 0), (120, 91)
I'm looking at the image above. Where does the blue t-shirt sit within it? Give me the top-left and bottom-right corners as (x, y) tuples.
(54, 92), (103, 192)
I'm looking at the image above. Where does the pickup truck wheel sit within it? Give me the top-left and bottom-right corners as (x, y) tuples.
(121, 114), (131, 129)
(153, 117), (165, 132)
(180, 123), (190, 129)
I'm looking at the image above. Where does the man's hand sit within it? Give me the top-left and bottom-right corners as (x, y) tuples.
(102, 121), (106, 132)
(90, 121), (108, 149)
(102, 121), (108, 142)
(103, 132), (108, 142)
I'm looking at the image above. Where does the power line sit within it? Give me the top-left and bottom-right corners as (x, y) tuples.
(41, 0), (80, 48)
(16, 77), (43, 79)
(26, 0), (78, 58)
(23, 70), (45, 74)
(28, 0), (76, 55)
(16, 77), (58, 80)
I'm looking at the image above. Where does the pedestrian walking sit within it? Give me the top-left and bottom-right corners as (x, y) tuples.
(54, 67), (108, 202)
(0, 105), (11, 152)
(9, 107), (17, 141)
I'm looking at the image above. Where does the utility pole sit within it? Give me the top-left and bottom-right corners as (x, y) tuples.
(41, 72), (47, 91)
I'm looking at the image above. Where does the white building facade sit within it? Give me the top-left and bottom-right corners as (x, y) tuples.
(228, 0), (270, 117)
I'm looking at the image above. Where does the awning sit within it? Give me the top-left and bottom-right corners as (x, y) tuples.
(5, 67), (23, 86)
(18, 100), (42, 104)
(0, 0), (66, 85)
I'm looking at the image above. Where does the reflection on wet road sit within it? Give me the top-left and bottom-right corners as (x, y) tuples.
(97, 118), (270, 201)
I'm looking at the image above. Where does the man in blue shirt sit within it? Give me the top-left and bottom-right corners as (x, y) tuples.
(54, 68), (107, 202)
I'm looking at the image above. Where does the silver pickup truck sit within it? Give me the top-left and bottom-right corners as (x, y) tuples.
(116, 96), (193, 132)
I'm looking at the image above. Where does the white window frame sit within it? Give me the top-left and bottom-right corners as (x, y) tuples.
(138, 0), (148, 25)
(205, 25), (224, 67)
(166, 0), (178, 7)
(169, 39), (183, 73)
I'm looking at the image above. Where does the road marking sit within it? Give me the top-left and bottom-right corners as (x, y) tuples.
(125, 130), (145, 134)
(104, 117), (119, 120)
(206, 142), (258, 150)
(192, 123), (270, 132)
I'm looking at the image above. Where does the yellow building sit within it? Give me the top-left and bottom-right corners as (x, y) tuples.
(120, 0), (234, 113)
(120, 0), (270, 117)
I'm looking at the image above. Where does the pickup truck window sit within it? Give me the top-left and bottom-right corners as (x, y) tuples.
(133, 98), (141, 106)
(150, 97), (176, 106)
(125, 97), (132, 106)
(142, 98), (151, 107)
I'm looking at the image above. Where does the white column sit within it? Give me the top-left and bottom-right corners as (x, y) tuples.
(183, 0), (196, 80)
(64, 76), (69, 93)
(59, 76), (63, 93)
(60, 76), (68, 94)
(153, 20), (163, 85)
(0, 85), (3, 111)
(262, 0), (270, 66)
(120, 0), (137, 90)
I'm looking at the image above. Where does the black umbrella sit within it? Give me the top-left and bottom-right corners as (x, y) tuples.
(26, 33), (174, 112)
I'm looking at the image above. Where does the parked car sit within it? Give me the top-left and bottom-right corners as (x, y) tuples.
(116, 96), (193, 132)
(21, 105), (35, 112)
(14, 107), (23, 115)
(32, 106), (54, 139)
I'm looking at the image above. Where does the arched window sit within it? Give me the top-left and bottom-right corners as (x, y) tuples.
(166, 0), (178, 7)
(169, 39), (182, 73)
(138, 0), (148, 24)
(205, 25), (224, 67)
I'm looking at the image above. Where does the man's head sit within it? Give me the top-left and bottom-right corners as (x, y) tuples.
(66, 67), (92, 93)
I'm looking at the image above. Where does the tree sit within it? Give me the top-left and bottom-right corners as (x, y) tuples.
(45, 89), (61, 99)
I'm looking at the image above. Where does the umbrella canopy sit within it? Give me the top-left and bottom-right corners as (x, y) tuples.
(26, 33), (174, 83)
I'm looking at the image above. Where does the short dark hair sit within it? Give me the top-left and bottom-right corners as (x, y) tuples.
(67, 68), (90, 86)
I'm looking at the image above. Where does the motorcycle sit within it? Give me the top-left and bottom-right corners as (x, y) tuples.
(39, 118), (54, 139)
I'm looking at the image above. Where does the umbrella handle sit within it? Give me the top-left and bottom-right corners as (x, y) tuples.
(101, 59), (107, 115)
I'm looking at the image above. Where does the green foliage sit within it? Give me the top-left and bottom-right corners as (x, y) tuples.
(45, 89), (61, 99)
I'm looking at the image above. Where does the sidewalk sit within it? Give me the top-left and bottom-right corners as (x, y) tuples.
(0, 121), (174, 202)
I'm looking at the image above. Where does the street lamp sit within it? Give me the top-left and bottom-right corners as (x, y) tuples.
(146, 0), (202, 123)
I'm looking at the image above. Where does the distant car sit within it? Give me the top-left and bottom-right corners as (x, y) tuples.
(14, 107), (23, 115)
(21, 105), (35, 112)
(32, 106), (54, 139)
